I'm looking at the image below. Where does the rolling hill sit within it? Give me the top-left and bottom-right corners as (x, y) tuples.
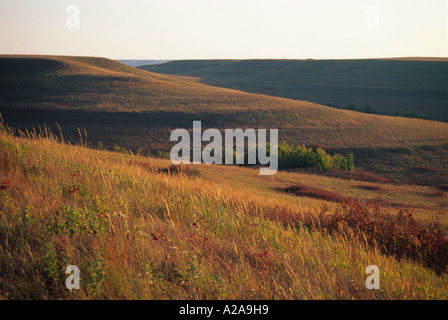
(140, 58), (448, 121)
(0, 55), (447, 185)
(1, 56), (448, 299)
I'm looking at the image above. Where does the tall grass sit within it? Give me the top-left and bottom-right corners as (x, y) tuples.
(311, 199), (448, 274)
(1, 121), (448, 299)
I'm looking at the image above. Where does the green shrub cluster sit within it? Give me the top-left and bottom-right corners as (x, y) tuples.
(278, 141), (354, 171)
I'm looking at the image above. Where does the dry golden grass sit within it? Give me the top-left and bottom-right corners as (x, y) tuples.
(171, 161), (447, 231)
(1, 122), (448, 299)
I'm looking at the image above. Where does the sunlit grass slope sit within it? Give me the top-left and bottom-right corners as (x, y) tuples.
(1, 123), (448, 299)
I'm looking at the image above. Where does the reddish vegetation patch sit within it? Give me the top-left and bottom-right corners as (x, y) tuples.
(413, 166), (436, 172)
(283, 168), (390, 184)
(323, 169), (390, 184)
(277, 184), (347, 203)
(151, 233), (168, 241)
(246, 203), (301, 226)
(192, 218), (206, 228)
(366, 196), (431, 210)
(428, 191), (446, 198)
(128, 160), (153, 170)
(0, 180), (10, 191)
(254, 251), (269, 258)
(312, 199), (448, 274)
(68, 186), (80, 194)
(354, 184), (390, 192)
(250, 199), (448, 274)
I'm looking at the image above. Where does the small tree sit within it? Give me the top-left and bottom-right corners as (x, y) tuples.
(365, 105), (373, 113)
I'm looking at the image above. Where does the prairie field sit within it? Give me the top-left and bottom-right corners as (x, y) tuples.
(0, 56), (447, 300)
(1, 122), (447, 299)
(1, 0), (447, 306)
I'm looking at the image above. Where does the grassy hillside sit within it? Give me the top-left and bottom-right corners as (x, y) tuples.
(1, 123), (447, 299)
(0, 55), (447, 186)
(140, 58), (448, 121)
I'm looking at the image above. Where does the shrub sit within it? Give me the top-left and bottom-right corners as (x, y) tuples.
(333, 153), (354, 171)
(345, 104), (356, 111)
(156, 150), (170, 159)
(263, 198), (448, 274)
(308, 199), (448, 274)
(364, 105), (373, 113)
(278, 141), (354, 171)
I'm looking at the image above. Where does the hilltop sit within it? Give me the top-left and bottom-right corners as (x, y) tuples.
(0, 55), (447, 185)
(140, 58), (448, 121)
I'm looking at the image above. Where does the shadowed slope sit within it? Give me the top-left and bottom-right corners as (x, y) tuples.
(141, 58), (448, 121)
(0, 55), (446, 147)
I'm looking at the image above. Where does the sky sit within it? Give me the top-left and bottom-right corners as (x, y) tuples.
(0, 0), (447, 59)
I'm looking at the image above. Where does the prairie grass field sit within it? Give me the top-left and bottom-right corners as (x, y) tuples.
(0, 55), (447, 300)
(1, 122), (448, 299)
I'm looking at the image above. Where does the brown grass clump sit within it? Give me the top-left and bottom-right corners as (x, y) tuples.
(325, 169), (390, 184)
(436, 184), (448, 192)
(427, 191), (446, 198)
(365, 196), (431, 210)
(0, 149), (10, 172)
(128, 160), (154, 171)
(127, 160), (201, 178)
(413, 166), (436, 172)
(277, 184), (347, 203)
(158, 164), (201, 177)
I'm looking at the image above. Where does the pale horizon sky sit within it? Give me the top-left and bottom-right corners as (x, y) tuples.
(0, 0), (447, 60)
